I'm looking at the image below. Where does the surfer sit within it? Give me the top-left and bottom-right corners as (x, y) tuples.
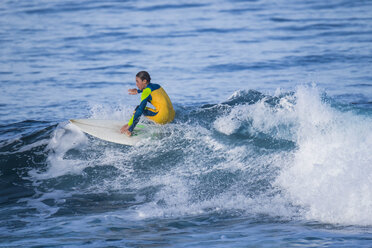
(120, 71), (175, 136)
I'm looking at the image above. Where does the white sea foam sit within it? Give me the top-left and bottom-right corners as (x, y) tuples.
(128, 122), (290, 220)
(29, 123), (89, 179)
(214, 94), (297, 140)
(213, 85), (372, 225)
(88, 103), (133, 121)
(276, 86), (372, 225)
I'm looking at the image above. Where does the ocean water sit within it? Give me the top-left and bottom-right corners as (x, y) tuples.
(1, 0), (372, 247)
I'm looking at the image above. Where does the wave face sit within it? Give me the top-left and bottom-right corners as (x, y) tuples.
(216, 86), (372, 225)
(1, 88), (371, 234)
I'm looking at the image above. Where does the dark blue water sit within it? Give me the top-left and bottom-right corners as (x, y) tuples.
(1, 0), (372, 247)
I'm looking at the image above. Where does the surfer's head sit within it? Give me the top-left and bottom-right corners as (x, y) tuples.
(136, 71), (151, 90)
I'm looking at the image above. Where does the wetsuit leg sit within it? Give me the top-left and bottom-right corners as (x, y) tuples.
(130, 106), (157, 129)
(143, 107), (158, 117)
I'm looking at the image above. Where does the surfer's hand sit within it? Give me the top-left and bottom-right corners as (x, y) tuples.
(120, 124), (129, 134)
(128, 89), (138, 95)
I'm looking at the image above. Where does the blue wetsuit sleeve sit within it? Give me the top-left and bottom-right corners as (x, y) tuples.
(128, 98), (148, 132)
(128, 88), (151, 132)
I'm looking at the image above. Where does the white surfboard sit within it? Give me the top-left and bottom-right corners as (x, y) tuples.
(69, 119), (154, 146)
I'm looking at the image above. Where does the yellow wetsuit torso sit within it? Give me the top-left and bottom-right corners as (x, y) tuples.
(128, 83), (175, 132)
(144, 86), (175, 124)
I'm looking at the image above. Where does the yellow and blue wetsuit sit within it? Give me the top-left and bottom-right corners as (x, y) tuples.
(128, 83), (175, 132)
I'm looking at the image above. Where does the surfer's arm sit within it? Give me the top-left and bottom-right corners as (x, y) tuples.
(127, 88), (151, 132)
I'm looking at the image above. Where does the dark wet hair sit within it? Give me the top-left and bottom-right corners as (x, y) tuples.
(136, 71), (151, 83)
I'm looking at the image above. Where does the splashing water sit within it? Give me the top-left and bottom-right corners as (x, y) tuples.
(22, 86), (370, 227)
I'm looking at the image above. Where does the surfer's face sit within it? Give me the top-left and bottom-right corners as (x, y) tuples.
(136, 77), (148, 90)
